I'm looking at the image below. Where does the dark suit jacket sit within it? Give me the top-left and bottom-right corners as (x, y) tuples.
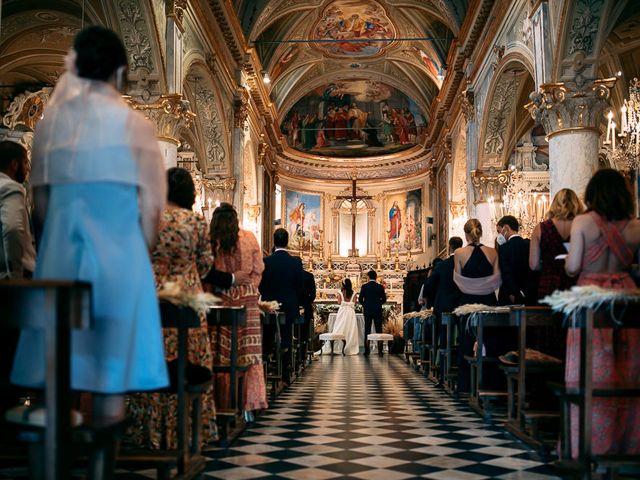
(424, 256), (461, 317)
(301, 270), (316, 321)
(259, 250), (304, 321)
(498, 236), (536, 305)
(358, 280), (386, 316)
(202, 267), (233, 290)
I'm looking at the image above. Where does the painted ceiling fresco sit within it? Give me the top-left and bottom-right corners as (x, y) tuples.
(281, 80), (425, 158)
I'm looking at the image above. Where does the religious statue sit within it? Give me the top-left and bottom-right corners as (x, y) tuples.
(389, 200), (402, 240)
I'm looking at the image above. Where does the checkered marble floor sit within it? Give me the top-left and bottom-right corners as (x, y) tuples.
(197, 354), (561, 480)
(1, 355), (562, 479)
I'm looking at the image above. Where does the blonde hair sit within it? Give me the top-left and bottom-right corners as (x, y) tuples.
(546, 188), (583, 221)
(463, 218), (483, 243)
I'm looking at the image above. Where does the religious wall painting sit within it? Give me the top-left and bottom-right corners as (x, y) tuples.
(312, 0), (396, 58)
(384, 188), (423, 252)
(284, 189), (323, 252)
(281, 80), (425, 158)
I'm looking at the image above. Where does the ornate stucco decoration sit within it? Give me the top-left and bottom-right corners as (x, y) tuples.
(194, 85), (227, 172)
(525, 78), (616, 139)
(2, 88), (52, 131)
(125, 94), (195, 144)
(460, 86), (475, 122)
(202, 176), (236, 191)
(471, 169), (511, 203)
(233, 89), (250, 129)
(118, 1), (154, 72)
(482, 76), (518, 166)
(567, 0), (603, 56)
(166, 0), (188, 28)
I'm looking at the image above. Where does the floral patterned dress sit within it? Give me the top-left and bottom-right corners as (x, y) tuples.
(126, 207), (217, 449)
(211, 229), (267, 411)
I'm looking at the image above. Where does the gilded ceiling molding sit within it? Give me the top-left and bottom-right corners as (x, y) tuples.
(2, 88), (52, 131)
(250, 0), (323, 41)
(525, 78), (616, 139)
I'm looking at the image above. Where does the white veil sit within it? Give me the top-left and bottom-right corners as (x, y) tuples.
(31, 51), (166, 245)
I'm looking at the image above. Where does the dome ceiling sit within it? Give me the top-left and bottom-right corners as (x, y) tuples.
(235, 0), (464, 164)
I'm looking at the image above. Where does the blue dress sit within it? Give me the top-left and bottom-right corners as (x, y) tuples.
(11, 182), (168, 393)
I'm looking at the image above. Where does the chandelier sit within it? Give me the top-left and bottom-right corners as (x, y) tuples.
(604, 77), (640, 170)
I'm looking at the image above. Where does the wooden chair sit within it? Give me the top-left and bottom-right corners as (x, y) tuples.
(0, 280), (128, 480)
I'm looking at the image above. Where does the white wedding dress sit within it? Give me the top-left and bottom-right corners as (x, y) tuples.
(322, 292), (360, 355)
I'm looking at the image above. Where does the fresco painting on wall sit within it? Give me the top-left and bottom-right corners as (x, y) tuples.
(312, 0), (395, 58)
(285, 190), (322, 252)
(385, 189), (422, 251)
(281, 80), (425, 157)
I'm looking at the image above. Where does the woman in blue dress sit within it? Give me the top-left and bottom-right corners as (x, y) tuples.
(11, 26), (169, 418)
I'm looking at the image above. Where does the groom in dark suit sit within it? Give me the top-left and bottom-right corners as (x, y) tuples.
(359, 270), (387, 356)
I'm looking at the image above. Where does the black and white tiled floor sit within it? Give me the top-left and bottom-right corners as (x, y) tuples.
(200, 355), (560, 480)
(1, 355), (561, 479)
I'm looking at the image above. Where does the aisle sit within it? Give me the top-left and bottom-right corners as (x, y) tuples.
(201, 355), (559, 479)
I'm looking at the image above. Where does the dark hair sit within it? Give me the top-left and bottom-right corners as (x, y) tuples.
(167, 167), (195, 209)
(0, 141), (27, 172)
(342, 278), (353, 298)
(273, 228), (289, 248)
(367, 270), (377, 280)
(74, 26), (128, 81)
(497, 215), (519, 231)
(210, 203), (239, 255)
(584, 168), (634, 221)
(449, 236), (463, 250)
(432, 257), (443, 267)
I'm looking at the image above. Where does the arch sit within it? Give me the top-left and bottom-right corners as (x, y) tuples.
(477, 58), (536, 170)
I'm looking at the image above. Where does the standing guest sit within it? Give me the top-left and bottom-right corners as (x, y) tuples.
(529, 188), (582, 299)
(210, 203), (267, 414)
(259, 228), (304, 384)
(127, 167), (217, 449)
(11, 26), (168, 419)
(300, 269), (317, 361)
(453, 219), (501, 393)
(496, 215), (536, 305)
(424, 237), (463, 383)
(0, 141), (35, 280)
(359, 270), (387, 356)
(564, 168), (640, 459)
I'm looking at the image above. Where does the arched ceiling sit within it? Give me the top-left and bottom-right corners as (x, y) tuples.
(233, 0), (463, 161)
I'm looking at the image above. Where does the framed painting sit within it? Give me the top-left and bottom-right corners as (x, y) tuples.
(384, 187), (423, 252)
(283, 189), (323, 252)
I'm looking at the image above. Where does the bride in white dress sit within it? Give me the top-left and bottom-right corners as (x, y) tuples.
(322, 279), (360, 355)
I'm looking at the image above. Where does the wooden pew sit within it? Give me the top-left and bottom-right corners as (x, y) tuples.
(549, 301), (640, 479)
(0, 280), (124, 480)
(262, 312), (287, 401)
(503, 306), (564, 452)
(441, 313), (458, 396)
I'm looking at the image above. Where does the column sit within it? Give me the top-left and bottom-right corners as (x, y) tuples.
(367, 208), (376, 255)
(527, 79), (616, 197)
(165, 0), (186, 94)
(530, 1), (552, 89)
(471, 170), (510, 245)
(331, 208), (339, 255)
(232, 89), (250, 214)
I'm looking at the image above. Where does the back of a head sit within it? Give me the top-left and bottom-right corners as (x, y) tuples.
(0, 141), (27, 172)
(167, 167), (195, 209)
(449, 236), (463, 251)
(74, 26), (127, 81)
(273, 228), (289, 248)
(432, 257), (443, 267)
(497, 215), (519, 232)
(585, 168), (634, 221)
(367, 269), (377, 280)
(547, 188), (583, 221)
(211, 202), (239, 254)
(343, 278), (353, 297)
(464, 218), (482, 243)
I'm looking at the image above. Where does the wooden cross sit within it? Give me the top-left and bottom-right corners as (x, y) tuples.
(335, 172), (372, 257)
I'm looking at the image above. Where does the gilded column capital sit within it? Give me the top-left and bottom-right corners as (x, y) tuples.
(526, 78), (616, 139)
(126, 93), (195, 144)
(471, 169), (510, 203)
(449, 200), (467, 218)
(460, 85), (475, 123)
(233, 89), (250, 129)
(166, 0), (188, 29)
(202, 176), (236, 191)
(367, 207), (376, 217)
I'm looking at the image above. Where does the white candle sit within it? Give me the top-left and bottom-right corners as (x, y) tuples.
(606, 111), (613, 143)
(622, 105), (628, 133)
(612, 122), (616, 151)
(207, 198), (212, 210)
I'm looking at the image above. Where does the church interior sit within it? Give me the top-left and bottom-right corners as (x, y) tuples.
(1, 0), (640, 479)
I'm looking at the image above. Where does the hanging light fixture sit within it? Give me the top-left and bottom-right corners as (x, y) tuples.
(262, 71), (271, 84)
(605, 77), (640, 170)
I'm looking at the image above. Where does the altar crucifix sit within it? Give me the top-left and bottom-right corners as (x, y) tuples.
(336, 172), (372, 257)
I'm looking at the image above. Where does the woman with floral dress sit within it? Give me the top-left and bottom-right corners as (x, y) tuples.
(126, 168), (217, 449)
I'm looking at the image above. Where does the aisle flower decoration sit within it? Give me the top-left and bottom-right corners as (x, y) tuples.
(258, 300), (281, 314)
(157, 281), (221, 315)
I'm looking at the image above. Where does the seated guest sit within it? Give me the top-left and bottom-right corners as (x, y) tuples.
(210, 203), (267, 413)
(529, 188), (582, 299)
(453, 219), (501, 393)
(300, 269), (317, 360)
(260, 228), (304, 382)
(127, 167), (217, 449)
(496, 215), (536, 305)
(564, 169), (640, 459)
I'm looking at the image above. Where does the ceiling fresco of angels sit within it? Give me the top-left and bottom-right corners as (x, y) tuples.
(280, 79), (426, 158)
